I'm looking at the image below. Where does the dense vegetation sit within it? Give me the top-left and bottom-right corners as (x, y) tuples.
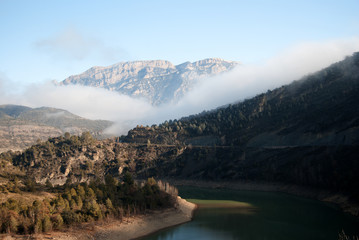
(1, 54), (359, 200)
(1, 132), (177, 186)
(0, 173), (175, 235)
(125, 52), (359, 147)
(120, 53), (359, 203)
(0, 132), (177, 235)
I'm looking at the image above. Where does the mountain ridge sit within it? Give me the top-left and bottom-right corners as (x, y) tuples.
(124, 52), (359, 147)
(1, 53), (359, 217)
(61, 58), (239, 105)
(0, 104), (113, 152)
(115, 52), (359, 202)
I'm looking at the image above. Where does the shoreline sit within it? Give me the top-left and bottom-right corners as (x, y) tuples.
(93, 196), (196, 240)
(1, 196), (196, 240)
(2, 180), (357, 239)
(168, 179), (359, 217)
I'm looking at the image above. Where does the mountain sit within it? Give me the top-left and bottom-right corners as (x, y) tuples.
(61, 58), (239, 105)
(119, 53), (359, 204)
(125, 52), (359, 147)
(0, 105), (113, 152)
(2, 53), (359, 216)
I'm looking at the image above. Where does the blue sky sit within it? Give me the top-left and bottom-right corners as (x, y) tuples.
(0, 0), (358, 133)
(1, 0), (358, 89)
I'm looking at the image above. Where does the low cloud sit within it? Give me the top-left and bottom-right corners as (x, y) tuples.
(35, 26), (125, 62)
(6, 83), (153, 134)
(2, 38), (359, 135)
(167, 38), (359, 118)
(45, 111), (65, 118)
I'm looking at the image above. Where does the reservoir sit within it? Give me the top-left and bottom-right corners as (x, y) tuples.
(141, 186), (359, 240)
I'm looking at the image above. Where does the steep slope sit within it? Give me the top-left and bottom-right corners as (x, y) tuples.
(11, 53), (358, 187)
(61, 58), (239, 105)
(119, 53), (359, 203)
(125, 52), (359, 147)
(4, 134), (359, 216)
(0, 105), (113, 152)
(2, 53), (359, 216)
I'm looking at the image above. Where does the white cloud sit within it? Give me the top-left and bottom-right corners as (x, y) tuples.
(2, 38), (358, 135)
(165, 37), (359, 118)
(35, 26), (126, 62)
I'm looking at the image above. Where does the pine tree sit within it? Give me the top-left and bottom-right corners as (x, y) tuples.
(42, 215), (52, 232)
(51, 214), (63, 230)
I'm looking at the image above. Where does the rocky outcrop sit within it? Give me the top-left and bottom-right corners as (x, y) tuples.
(12, 136), (181, 186)
(61, 58), (239, 105)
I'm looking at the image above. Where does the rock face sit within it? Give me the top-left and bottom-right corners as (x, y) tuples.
(0, 105), (113, 152)
(61, 58), (239, 105)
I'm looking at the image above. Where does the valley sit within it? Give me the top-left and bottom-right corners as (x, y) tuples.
(3, 1), (359, 239)
(0, 53), (358, 239)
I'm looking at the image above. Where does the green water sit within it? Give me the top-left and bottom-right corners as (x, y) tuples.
(141, 186), (359, 240)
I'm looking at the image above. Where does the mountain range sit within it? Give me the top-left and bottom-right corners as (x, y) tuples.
(125, 52), (359, 148)
(61, 58), (238, 105)
(120, 52), (359, 208)
(1, 53), (359, 218)
(0, 105), (112, 152)
(1, 58), (237, 152)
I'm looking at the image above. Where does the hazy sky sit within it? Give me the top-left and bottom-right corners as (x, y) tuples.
(1, 0), (358, 87)
(0, 0), (359, 134)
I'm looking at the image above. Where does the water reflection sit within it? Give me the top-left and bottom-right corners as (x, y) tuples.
(141, 187), (359, 240)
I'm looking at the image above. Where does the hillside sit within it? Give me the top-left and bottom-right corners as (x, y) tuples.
(124, 52), (359, 147)
(1, 53), (359, 217)
(119, 52), (359, 205)
(61, 58), (238, 105)
(0, 105), (113, 152)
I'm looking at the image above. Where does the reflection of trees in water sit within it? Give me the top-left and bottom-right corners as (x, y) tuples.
(142, 187), (359, 240)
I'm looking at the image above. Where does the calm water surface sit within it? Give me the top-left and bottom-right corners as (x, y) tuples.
(141, 186), (359, 240)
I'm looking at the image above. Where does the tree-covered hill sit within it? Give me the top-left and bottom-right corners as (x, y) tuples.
(119, 53), (359, 211)
(1, 53), (359, 219)
(0, 134), (176, 235)
(125, 52), (359, 147)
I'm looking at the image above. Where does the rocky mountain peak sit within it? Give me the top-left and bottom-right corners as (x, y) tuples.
(193, 58), (228, 65)
(109, 60), (176, 72)
(61, 58), (239, 105)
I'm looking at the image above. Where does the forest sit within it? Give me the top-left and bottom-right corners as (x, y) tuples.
(0, 53), (358, 235)
(0, 172), (175, 234)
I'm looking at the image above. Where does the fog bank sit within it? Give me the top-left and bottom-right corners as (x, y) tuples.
(1, 38), (358, 135)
